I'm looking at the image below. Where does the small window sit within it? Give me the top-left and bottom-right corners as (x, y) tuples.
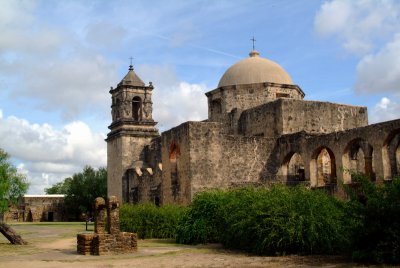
(276, 93), (290, 98)
(211, 99), (222, 114)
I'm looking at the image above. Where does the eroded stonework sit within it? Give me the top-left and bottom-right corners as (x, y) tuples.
(107, 50), (400, 205)
(77, 196), (137, 255)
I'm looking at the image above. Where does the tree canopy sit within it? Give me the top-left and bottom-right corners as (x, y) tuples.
(47, 166), (107, 219)
(45, 177), (72, 194)
(0, 149), (29, 215)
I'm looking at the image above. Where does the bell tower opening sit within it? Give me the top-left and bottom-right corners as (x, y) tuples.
(132, 96), (142, 121)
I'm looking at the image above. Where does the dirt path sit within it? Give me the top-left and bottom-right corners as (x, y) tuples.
(0, 223), (389, 268)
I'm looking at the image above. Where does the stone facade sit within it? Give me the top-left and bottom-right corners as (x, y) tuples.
(107, 50), (400, 205)
(77, 196), (137, 255)
(4, 194), (66, 222)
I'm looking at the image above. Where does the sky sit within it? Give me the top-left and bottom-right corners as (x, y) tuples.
(0, 0), (399, 194)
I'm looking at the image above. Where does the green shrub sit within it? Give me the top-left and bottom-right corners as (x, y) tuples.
(176, 185), (349, 255)
(120, 203), (186, 239)
(346, 174), (400, 264)
(176, 190), (227, 244)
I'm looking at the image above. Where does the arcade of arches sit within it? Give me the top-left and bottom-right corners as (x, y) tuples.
(278, 127), (400, 191)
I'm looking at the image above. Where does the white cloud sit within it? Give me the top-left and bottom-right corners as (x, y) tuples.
(315, 0), (400, 96)
(0, 111), (106, 194)
(136, 64), (209, 131)
(355, 34), (400, 93)
(314, 0), (400, 55)
(370, 96), (400, 123)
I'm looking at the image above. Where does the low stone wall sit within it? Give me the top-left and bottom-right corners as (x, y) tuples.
(77, 196), (137, 255)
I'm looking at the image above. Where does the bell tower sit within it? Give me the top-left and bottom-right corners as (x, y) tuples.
(106, 63), (159, 202)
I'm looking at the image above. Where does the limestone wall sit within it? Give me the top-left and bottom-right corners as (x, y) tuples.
(107, 135), (156, 202)
(239, 99), (368, 138)
(160, 122), (193, 205)
(21, 195), (65, 222)
(159, 121), (277, 204)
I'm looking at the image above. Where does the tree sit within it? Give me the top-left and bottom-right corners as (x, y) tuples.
(0, 148), (29, 244)
(64, 166), (107, 219)
(45, 177), (72, 194)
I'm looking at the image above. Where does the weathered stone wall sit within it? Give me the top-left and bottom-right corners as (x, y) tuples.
(107, 135), (157, 203)
(19, 195), (65, 222)
(77, 196), (137, 255)
(160, 122), (193, 205)
(266, 119), (400, 195)
(239, 99), (368, 138)
(158, 121), (277, 204)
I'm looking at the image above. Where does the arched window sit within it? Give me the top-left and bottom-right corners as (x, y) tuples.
(342, 138), (374, 183)
(310, 146), (336, 188)
(382, 129), (400, 179)
(279, 152), (305, 185)
(132, 96), (142, 121)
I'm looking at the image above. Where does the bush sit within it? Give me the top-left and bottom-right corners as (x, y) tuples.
(176, 185), (349, 255)
(346, 174), (400, 264)
(120, 203), (186, 239)
(176, 190), (227, 244)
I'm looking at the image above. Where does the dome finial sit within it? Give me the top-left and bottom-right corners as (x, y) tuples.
(249, 36), (260, 57)
(251, 36), (256, 51)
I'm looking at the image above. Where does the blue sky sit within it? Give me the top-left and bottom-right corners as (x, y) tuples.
(0, 0), (399, 194)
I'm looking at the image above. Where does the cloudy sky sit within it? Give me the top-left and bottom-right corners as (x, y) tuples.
(0, 0), (399, 194)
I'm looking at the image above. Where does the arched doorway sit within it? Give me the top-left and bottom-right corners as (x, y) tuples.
(382, 129), (400, 179)
(279, 152), (305, 185)
(342, 138), (375, 183)
(310, 147), (336, 189)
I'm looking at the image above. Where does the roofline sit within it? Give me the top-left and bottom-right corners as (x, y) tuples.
(23, 194), (65, 198)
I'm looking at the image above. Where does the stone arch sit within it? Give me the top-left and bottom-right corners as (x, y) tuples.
(310, 146), (336, 187)
(382, 128), (400, 179)
(132, 96), (142, 121)
(279, 152), (305, 184)
(342, 138), (375, 183)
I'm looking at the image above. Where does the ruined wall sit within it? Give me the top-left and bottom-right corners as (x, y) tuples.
(21, 195), (65, 222)
(77, 196), (137, 255)
(239, 99), (368, 138)
(266, 119), (400, 197)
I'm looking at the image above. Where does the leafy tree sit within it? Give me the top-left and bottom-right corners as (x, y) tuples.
(0, 148), (29, 244)
(0, 149), (29, 219)
(64, 166), (107, 219)
(44, 177), (72, 194)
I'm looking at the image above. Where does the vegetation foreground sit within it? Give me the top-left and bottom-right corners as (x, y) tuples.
(0, 222), (371, 268)
(120, 175), (400, 265)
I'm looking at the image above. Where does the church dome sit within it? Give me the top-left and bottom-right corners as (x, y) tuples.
(217, 50), (293, 88)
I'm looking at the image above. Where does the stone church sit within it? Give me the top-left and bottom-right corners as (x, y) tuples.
(107, 50), (400, 205)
